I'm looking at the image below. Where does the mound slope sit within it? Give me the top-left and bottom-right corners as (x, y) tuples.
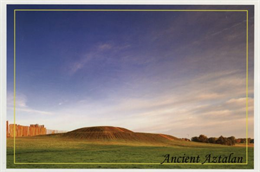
(62, 126), (179, 144)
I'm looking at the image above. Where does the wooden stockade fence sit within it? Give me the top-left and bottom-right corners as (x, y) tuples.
(6, 121), (66, 137)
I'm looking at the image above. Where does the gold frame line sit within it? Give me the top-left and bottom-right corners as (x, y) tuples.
(13, 9), (16, 164)
(13, 9), (249, 165)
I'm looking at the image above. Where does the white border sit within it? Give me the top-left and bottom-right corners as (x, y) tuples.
(0, 0), (7, 171)
(0, 0), (259, 172)
(254, 1), (259, 171)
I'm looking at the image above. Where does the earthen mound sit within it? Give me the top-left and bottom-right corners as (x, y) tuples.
(62, 126), (179, 144)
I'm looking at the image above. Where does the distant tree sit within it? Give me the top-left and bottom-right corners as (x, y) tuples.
(225, 139), (233, 146)
(250, 139), (254, 143)
(198, 135), (208, 143)
(216, 136), (225, 145)
(191, 136), (199, 142)
(228, 136), (236, 145)
(208, 137), (217, 144)
(214, 136), (235, 146)
(192, 135), (236, 146)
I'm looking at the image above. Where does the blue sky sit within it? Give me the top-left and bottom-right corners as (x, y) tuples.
(7, 5), (254, 138)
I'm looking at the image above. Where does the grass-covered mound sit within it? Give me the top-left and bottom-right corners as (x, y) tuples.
(62, 126), (179, 144)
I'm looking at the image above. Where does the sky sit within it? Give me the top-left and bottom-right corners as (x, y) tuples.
(7, 5), (254, 138)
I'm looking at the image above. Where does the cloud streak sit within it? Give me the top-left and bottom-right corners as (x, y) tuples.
(7, 92), (54, 117)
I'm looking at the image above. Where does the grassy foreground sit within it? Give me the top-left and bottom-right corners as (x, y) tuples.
(7, 135), (254, 169)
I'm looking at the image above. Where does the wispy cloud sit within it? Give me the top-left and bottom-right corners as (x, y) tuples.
(98, 43), (112, 51)
(68, 53), (93, 75)
(8, 107), (53, 115)
(7, 92), (27, 108)
(49, 67), (253, 138)
(66, 42), (132, 76)
(7, 92), (54, 116)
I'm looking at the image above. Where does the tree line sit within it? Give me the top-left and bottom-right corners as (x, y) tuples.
(191, 135), (254, 146)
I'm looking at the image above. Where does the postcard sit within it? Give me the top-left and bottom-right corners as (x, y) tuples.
(0, 1), (258, 171)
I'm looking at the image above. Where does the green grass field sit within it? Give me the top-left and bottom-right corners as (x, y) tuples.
(7, 135), (254, 169)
